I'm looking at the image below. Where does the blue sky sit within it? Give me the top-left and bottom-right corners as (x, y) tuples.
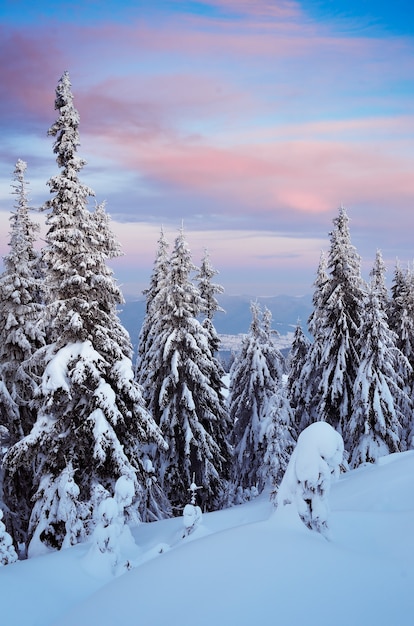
(1, 0), (414, 296)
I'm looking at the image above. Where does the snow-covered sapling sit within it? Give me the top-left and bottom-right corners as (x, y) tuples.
(275, 422), (344, 538)
(0, 509), (18, 566)
(85, 476), (139, 578)
(183, 475), (202, 537)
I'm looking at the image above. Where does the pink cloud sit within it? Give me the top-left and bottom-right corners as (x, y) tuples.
(90, 124), (414, 212)
(201, 0), (301, 18)
(2, 4), (413, 138)
(0, 27), (67, 122)
(2, 7), (414, 241)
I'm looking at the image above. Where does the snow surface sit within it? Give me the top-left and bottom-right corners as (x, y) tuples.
(1, 451), (414, 625)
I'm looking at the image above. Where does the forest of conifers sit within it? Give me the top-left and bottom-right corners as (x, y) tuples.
(0, 72), (413, 564)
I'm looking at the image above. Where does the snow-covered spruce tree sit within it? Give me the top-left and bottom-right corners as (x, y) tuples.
(3, 72), (167, 555)
(388, 262), (414, 448)
(285, 321), (311, 435)
(84, 475), (140, 577)
(196, 247), (224, 355)
(143, 227), (231, 513)
(388, 261), (410, 338)
(134, 228), (173, 521)
(290, 252), (329, 431)
(0, 160), (45, 446)
(195, 249), (231, 438)
(312, 207), (366, 442)
(196, 248), (225, 322)
(228, 303), (287, 500)
(347, 252), (411, 466)
(0, 161), (45, 550)
(261, 386), (296, 498)
(135, 227), (170, 397)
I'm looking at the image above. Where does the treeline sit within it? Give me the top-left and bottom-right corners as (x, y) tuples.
(0, 73), (412, 563)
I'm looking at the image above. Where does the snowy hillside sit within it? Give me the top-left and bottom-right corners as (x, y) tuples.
(2, 451), (414, 626)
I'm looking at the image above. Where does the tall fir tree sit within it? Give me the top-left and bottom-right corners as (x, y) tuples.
(135, 227), (170, 397)
(286, 321), (311, 435)
(0, 161), (45, 551)
(291, 252), (329, 431)
(195, 249), (230, 439)
(0, 160), (45, 447)
(142, 228), (231, 513)
(3, 72), (167, 555)
(388, 262), (414, 449)
(261, 386), (296, 499)
(347, 251), (410, 466)
(228, 303), (288, 499)
(311, 207), (366, 444)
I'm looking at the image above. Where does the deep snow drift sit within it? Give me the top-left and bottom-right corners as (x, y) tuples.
(1, 451), (414, 626)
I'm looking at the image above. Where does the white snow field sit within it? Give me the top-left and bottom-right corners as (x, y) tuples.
(1, 450), (414, 626)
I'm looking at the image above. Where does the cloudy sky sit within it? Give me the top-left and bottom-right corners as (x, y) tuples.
(1, 0), (414, 297)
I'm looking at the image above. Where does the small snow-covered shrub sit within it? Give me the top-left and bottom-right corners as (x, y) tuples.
(275, 422), (344, 538)
(0, 509), (17, 566)
(182, 479), (202, 537)
(84, 476), (139, 578)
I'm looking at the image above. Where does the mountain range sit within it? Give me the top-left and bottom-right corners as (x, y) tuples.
(119, 293), (313, 359)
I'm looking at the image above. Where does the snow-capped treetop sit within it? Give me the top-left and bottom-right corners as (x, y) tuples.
(370, 250), (389, 309)
(136, 227), (170, 388)
(196, 248), (224, 321)
(47, 70), (86, 172)
(308, 250), (329, 338)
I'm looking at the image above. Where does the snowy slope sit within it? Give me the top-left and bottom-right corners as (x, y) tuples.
(2, 452), (414, 626)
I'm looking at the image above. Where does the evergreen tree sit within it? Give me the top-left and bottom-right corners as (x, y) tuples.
(135, 227), (170, 396)
(370, 250), (389, 309)
(228, 303), (286, 499)
(261, 386), (296, 497)
(3, 72), (167, 554)
(347, 252), (410, 466)
(290, 252), (328, 431)
(286, 321), (311, 435)
(388, 262), (414, 448)
(0, 161), (45, 548)
(144, 228), (231, 512)
(308, 250), (330, 339)
(195, 248), (230, 438)
(196, 248), (224, 322)
(313, 207), (366, 440)
(0, 160), (45, 446)
(388, 261), (410, 337)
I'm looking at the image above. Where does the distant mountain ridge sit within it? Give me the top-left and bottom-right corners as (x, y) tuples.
(118, 293), (313, 354)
